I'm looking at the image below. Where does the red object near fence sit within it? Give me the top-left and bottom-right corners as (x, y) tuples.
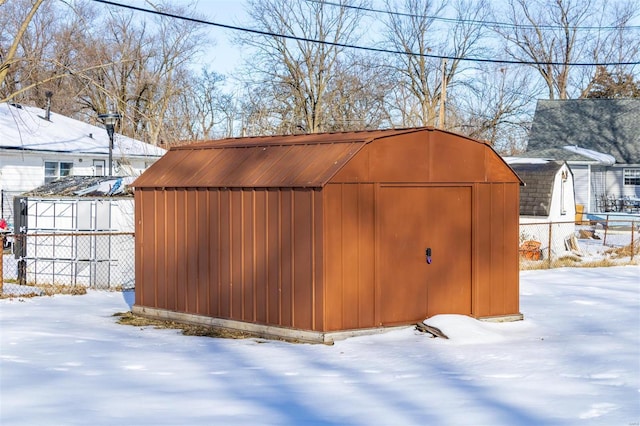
(519, 240), (542, 260)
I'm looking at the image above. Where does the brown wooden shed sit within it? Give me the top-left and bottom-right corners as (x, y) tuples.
(132, 128), (523, 343)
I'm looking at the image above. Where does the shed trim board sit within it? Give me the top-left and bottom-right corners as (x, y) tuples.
(131, 305), (523, 344)
(131, 305), (409, 344)
(133, 128), (522, 335)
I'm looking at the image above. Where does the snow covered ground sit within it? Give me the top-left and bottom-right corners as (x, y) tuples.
(1, 266), (639, 425)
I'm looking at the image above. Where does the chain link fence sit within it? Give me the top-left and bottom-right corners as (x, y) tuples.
(2, 220), (638, 297)
(1, 232), (134, 297)
(519, 219), (639, 269)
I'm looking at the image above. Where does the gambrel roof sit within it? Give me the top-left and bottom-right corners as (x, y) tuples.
(133, 127), (522, 188)
(526, 99), (640, 164)
(509, 160), (569, 216)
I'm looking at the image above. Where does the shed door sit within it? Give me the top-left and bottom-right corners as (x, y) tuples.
(378, 186), (471, 325)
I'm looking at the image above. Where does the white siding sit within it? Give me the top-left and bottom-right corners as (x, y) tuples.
(605, 168), (624, 196)
(589, 165), (608, 211)
(520, 163), (576, 259)
(0, 152), (43, 192)
(570, 164), (591, 210)
(1, 150), (157, 195)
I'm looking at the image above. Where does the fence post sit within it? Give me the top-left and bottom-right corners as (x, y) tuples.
(16, 234), (26, 286)
(548, 222), (552, 268)
(631, 221), (635, 261)
(0, 233), (4, 294)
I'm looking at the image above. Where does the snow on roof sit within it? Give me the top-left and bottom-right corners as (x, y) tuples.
(0, 102), (165, 158)
(562, 145), (616, 165)
(504, 157), (552, 164)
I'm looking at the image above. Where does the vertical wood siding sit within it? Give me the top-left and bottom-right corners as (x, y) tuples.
(136, 187), (324, 330)
(323, 183), (376, 331)
(472, 182), (520, 318)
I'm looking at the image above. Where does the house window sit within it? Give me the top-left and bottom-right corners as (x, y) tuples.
(624, 168), (640, 185)
(44, 161), (73, 183)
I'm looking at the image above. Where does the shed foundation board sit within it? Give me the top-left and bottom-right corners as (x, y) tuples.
(478, 313), (524, 322)
(131, 306), (409, 344)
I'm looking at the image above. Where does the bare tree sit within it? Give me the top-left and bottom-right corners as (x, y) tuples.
(236, 0), (368, 134)
(449, 64), (539, 153)
(381, 0), (446, 127)
(496, 0), (592, 100)
(495, 0), (639, 100)
(0, 0), (51, 102)
(0, 1), (103, 113)
(577, 1), (640, 97)
(72, 2), (209, 145)
(382, 0), (490, 128)
(239, 82), (286, 136)
(323, 53), (393, 131)
(1, 0), (215, 146)
(170, 69), (237, 141)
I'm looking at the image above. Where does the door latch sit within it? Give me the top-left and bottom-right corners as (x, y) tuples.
(426, 248), (432, 264)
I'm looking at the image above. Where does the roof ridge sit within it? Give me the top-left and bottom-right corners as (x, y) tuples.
(171, 127), (435, 150)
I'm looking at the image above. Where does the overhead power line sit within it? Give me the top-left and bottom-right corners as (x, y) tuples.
(90, 0), (640, 67)
(305, 0), (640, 31)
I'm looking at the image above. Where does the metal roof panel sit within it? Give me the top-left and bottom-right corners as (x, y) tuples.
(133, 140), (367, 188)
(132, 127), (518, 188)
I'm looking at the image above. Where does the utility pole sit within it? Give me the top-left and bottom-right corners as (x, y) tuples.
(439, 58), (447, 129)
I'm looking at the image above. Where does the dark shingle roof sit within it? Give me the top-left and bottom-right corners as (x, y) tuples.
(527, 99), (640, 164)
(510, 161), (566, 216)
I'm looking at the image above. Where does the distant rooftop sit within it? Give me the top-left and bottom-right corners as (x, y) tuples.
(526, 99), (640, 164)
(0, 102), (165, 158)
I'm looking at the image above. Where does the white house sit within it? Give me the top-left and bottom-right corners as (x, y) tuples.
(0, 102), (165, 222)
(506, 158), (576, 260)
